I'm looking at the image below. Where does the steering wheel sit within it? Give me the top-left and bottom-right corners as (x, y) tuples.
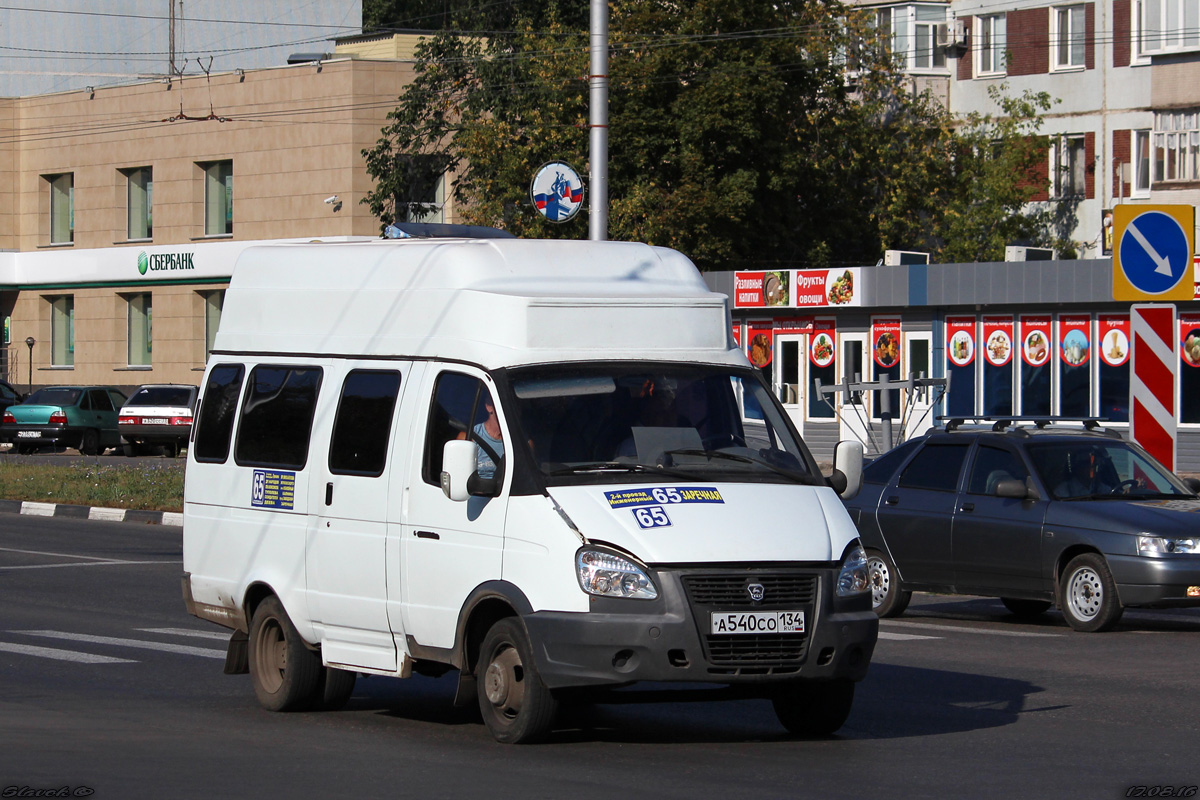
(1110, 478), (1140, 494)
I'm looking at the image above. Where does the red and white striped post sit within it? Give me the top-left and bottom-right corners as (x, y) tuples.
(1130, 304), (1178, 471)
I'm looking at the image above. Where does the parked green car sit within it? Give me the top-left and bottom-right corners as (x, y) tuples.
(1, 385), (127, 455)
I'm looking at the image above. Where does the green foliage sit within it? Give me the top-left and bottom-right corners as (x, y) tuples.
(361, 0), (1070, 267)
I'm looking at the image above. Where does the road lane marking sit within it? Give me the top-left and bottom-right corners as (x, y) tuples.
(137, 627), (230, 641)
(877, 631), (941, 641)
(0, 560), (180, 571)
(0, 641), (136, 664)
(880, 620), (1062, 638)
(13, 630), (226, 658)
(0, 546), (119, 561)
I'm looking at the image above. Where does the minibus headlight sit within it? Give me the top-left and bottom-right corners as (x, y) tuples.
(836, 543), (871, 597)
(576, 547), (658, 600)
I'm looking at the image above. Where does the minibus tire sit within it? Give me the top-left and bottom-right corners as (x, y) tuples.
(249, 596), (320, 712)
(477, 618), (558, 743)
(772, 678), (855, 737)
(313, 666), (356, 711)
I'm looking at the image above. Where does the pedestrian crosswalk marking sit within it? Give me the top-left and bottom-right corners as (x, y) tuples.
(0, 641), (136, 664)
(13, 630), (226, 658)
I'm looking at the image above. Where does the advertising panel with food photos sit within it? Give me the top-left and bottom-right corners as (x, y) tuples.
(1182, 313), (1200, 424)
(872, 317), (902, 419)
(982, 316), (1014, 415)
(1059, 315), (1093, 417)
(809, 319), (836, 419)
(945, 316), (977, 416)
(1020, 315), (1052, 415)
(733, 269), (862, 309)
(1099, 314), (1131, 422)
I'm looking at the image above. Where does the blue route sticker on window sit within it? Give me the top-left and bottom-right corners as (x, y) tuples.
(604, 487), (724, 509)
(251, 469), (296, 510)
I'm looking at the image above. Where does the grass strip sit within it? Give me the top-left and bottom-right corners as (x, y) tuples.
(0, 461), (184, 512)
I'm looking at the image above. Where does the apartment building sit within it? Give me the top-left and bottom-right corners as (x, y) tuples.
(853, 0), (1200, 257)
(0, 40), (446, 392)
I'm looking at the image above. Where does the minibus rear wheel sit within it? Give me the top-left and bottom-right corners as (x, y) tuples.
(477, 618), (558, 743)
(249, 596), (320, 711)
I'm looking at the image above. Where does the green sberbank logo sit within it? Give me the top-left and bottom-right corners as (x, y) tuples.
(137, 250), (196, 275)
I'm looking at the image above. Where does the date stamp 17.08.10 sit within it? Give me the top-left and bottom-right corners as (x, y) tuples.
(1126, 788), (1198, 798)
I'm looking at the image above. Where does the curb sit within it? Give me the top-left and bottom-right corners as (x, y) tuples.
(0, 499), (182, 527)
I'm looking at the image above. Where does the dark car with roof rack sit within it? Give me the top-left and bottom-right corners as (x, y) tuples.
(843, 416), (1200, 632)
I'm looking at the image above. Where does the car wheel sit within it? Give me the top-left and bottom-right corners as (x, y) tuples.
(16, 444), (35, 455)
(1059, 553), (1124, 632)
(866, 549), (911, 618)
(164, 441), (180, 458)
(477, 617), (558, 743)
(79, 429), (100, 456)
(312, 666), (357, 711)
(248, 596), (321, 711)
(1001, 598), (1052, 618)
(122, 442), (137, 457)
(772, 679), (855, 737)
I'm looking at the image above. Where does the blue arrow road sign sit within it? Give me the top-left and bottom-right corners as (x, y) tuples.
(1118, 210), (1191, 295)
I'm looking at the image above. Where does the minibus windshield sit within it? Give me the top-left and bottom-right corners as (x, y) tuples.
(507, 363), (820, 487)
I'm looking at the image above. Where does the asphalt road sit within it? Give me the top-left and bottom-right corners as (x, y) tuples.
(3, 514), (1200, 799)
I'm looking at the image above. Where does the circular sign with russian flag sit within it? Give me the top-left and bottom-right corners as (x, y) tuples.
(531, 162), (585, 223)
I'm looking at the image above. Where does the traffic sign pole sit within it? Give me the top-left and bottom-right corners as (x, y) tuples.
(1130, 304), (1178, 472)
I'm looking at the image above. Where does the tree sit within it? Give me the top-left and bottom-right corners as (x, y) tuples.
(361, 0), (1069, 268)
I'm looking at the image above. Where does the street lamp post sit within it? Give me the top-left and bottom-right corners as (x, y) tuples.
(24, 336), (34, 394)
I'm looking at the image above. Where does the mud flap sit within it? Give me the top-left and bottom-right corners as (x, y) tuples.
(224, 630), (249, 675)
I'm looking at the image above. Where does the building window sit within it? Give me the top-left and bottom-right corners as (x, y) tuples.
(46, 173), (73, 244)
(201, 160), (233, 236)
(1153, 110), (1200, 183)
(49, 295), (74, 367)
(202, 289), (224, 359)
(1133, 129), (1152, 196)
(1139, 0), (1200, 55)
(126, 293), (152, 366)
(124, 167), (153, 240)
(1052, 135), (1087, 197)
(876, 5), (946, 71)
(977, 14), (1007, 75)
(1052, 5), (1087, 68)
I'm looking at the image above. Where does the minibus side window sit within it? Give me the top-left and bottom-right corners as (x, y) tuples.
(194, 364), (245, 463)
(329, 370), (402, 477)
(422, 372), (495, 486)
(234, 365), (323, 470)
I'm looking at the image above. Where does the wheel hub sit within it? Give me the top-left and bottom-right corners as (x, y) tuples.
(1068, 568), (1102, 619)
(485, 662), (509, 705)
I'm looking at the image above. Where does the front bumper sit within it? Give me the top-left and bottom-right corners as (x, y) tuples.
(1108, 554), (1200, 608)
(522, 565), (878, 691)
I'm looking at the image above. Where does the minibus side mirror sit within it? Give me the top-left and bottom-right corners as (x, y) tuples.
(441, 440), (478, 502)
(829, 440), (864, 500)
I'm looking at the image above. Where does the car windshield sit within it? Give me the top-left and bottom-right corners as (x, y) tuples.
(128, 387), (195, 407)
(1026, 440), (1193, 500)
(25, 388), (80, 406)
(506, 363), (819, 487)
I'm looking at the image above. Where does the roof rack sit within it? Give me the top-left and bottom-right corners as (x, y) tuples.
(383, 222), (516, 240)
(936, 416), (1117, 436)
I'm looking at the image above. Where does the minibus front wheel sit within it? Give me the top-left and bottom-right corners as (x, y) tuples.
(477, 618), (558, 743)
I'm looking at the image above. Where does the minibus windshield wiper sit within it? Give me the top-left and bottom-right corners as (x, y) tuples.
(663, 449), (813, 484)
(547, 462), (695, 479)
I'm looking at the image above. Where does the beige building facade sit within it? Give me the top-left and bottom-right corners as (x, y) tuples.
(1, 43), (441, 393)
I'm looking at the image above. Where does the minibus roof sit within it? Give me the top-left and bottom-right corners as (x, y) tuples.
(213, 237), (744, 369)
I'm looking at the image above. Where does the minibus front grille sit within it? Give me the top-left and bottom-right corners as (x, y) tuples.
(703, 634), (809, 667)
(678, 571), (819, 670)
(681, 574), (818, 606)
